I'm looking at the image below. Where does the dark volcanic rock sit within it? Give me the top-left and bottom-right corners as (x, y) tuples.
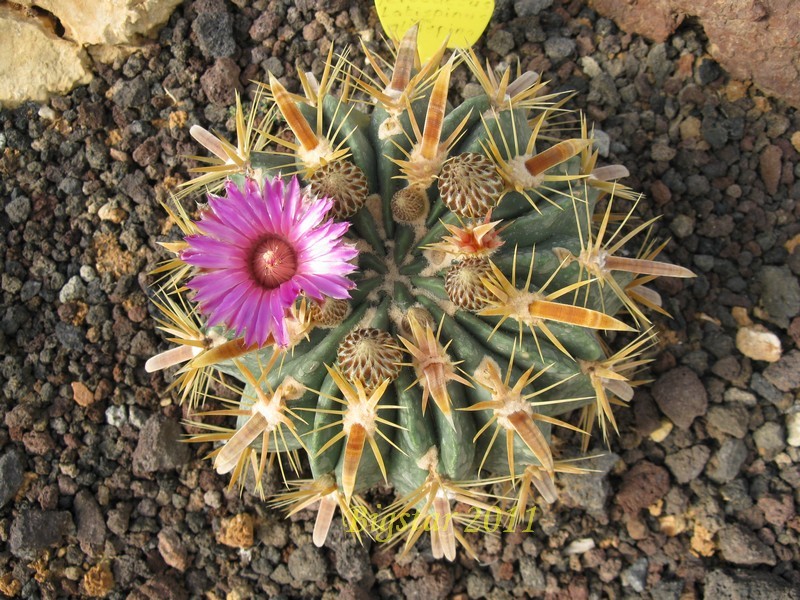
(706, 403), (749, 439)
(9, 508), (75, 559)
(2, 0), (800, 596)
(287, 544), (327, 583)
(129, 575), (189, 600)
(664, 445), (711, 484)
(704, 569), (800, 600)
(326, 521), (374, 585)
(717, 524), (776, 566)
(652, 366), (708, 429)
(201, 57), (242, 105)
(560, 452), (619, 519)
(132, 414), (190, 474)
(758, 267), (800, 328)
(514, 0), (554, 17)
(633, 392), (661, 437)
(74, 489), (107, 556)
(0, 447), (25, 508)
(192, 10), (236, 58)
(764, 350), (800, 392)
(706, 439), (749, 484)
(588, 0), (800, 108)
(111, 75), (151, 109)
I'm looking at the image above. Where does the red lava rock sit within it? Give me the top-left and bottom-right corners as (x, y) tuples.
(200, 57), (241, 105)
(132, 136), (160, 167)
(302, 20), (325, 42)
(674, 53), (694, 79)
(250, 10), (282, 41)
(71, 381), (95, 407)
(757, 495), (796, 528)
(5, 404), (34, 441)
(566, 579), (590, 600)
(588, 0), (800, 109)
(158, 529), (189, 571)
(137, 575), (189, 600)
(617, 461), (670, 516)
(650, 179), (672, 205)
(495, 561), (515, 580)
(126, 303), (148, 323)
(22, 430), (55, 455)
(37, 483), (58, 510)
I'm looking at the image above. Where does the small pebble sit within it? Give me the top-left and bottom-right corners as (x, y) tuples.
(735, 325), (782, 362)
(544, 37), (575, 61)
(487, 30), (515, 56)
(753, 422), (785, 460)
(0, 448), (25, 508)
(59, 275), (86, 304)
(717, 524), (776, 566)
(105, 405), (127, 428)
(514, 0), (553, 17)
(787, 413), (800, 447)
(621, 558), (648, 592)
(670, 214), (694, 238)
(694, 57), (721, 85)
(791, 131), (800, 152)
(649, 418), (673, 442)
(652, 367), (708, 430)
(564, 538), (595, 555)
(580, 56), (602, 78)
(592, 129), (610, 157)
(5, 195), (31, 224)
(707, 439), (748, 483)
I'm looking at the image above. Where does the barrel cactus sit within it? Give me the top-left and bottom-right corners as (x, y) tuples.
(146, 26), (694, 560)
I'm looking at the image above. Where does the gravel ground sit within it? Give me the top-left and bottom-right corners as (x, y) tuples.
(1, 0), (799, 598)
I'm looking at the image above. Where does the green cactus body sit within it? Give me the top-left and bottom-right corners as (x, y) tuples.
(148, 26), (695, 560)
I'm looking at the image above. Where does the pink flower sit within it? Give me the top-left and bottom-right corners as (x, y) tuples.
(181, 176), (358, 347)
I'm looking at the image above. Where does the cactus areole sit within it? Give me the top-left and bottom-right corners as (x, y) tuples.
(147, 27), (695, 560)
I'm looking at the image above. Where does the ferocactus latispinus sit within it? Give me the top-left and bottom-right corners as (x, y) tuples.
(147, 27), (695, 560)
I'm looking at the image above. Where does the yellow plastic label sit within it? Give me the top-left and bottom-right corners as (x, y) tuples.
(375, 0), (495, 62)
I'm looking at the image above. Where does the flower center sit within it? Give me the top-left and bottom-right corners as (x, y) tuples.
(250, 236), (297, 289)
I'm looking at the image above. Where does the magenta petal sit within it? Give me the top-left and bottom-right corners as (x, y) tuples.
(278, 280), (301, 305)
(281, 176), (302, 231)
(249, 290), (270, 345)
(290, 197), (333, 239)
(211, 197), (262, 240)
(182, 173), (359, 343)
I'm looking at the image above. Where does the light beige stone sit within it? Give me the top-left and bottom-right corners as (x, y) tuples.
(2, 1), (181, 106)
(649, 418), (673, 442)
(736, 325), (782, 362)
(17, 0), (183, 46)
(0, 6), (91, 107)
(787, 413), (800, 448)
(659, 514), (687, 537)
